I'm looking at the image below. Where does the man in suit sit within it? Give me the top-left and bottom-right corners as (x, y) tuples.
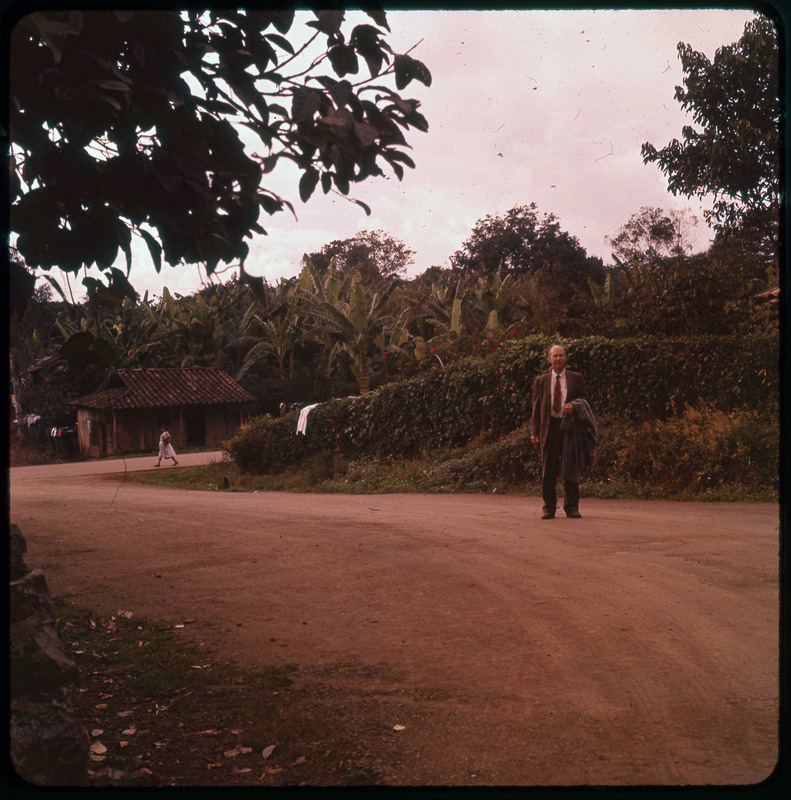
(531, 344), (588, 519)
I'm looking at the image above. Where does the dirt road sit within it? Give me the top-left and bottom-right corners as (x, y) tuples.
(10, 456), (780, 786)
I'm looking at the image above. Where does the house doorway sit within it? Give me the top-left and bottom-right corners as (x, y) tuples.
(183, 407), (206, 449)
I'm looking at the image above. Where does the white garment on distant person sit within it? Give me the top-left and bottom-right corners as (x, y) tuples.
(159, 431), (176, 458)
(296, 404), (319, 435)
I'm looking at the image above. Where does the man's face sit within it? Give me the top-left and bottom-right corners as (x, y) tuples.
(548, 346), (567, 373)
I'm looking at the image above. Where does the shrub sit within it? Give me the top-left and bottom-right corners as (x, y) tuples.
(225, 414), (298, 474)
(592, 406), (778, 492)
(428, 431), (527, 488)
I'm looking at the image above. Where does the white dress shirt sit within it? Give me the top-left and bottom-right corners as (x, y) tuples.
(550, 369), (567, 418)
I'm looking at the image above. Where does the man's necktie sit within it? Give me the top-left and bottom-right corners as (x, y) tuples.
(553, 373), (561, 415)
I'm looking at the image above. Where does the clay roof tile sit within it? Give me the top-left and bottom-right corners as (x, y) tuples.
(72, 368), (255, 409)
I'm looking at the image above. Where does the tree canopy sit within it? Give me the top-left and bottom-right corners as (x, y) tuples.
(9, 8), (430, 295)
(452, 203), (604, 289)
(605, 206), (699, 267)
(641, 15), (780, 236)
(307, 229), (415, 281)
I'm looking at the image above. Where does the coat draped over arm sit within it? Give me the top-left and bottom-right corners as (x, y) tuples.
(559, 398), (597, 483)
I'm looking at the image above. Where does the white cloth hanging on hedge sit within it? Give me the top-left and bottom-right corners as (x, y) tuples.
(296, 403), (320, 435)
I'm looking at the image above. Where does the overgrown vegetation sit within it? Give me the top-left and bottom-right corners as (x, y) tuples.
(128, 399), (777, 501)
(221, 333), (777, 499)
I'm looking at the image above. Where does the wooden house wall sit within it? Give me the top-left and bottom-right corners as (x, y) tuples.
(76, 407), (108, 458)
(115, 409), (161, 455)
(204, 406), (245, 448)
(76, 404), (247, 457)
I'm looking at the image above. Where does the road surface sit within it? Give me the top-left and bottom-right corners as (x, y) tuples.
(9, 455), (780, 785)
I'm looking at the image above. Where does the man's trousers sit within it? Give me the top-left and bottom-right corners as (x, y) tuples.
(542, 416), (579, 514)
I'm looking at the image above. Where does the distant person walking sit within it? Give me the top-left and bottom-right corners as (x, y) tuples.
(154, 425), (178, 467)
(531, 344), (594, 519)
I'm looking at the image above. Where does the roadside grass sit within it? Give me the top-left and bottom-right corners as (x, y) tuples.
(52, 598), (388, 786)
(120, 451), (776, 502)
(55, 600), (233, 699)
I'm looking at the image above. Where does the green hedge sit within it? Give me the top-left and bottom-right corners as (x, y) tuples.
(226, 334), (778, 475)
(492, 334), (778, 422)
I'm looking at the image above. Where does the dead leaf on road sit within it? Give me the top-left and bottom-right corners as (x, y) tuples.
(224, 745), (253, 758)
(89, 741), (107, 761)
(261, 767), (283, 777)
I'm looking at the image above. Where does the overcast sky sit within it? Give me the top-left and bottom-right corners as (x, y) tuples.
(45, 7), (759, 299)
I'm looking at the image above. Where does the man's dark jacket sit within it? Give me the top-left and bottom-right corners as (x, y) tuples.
(531, 369), (588, 478)
(559, 398), (598, 482)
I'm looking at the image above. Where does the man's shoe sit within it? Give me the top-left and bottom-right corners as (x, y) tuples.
(541, 511), (555, 520)
(565, 511), (582, 518)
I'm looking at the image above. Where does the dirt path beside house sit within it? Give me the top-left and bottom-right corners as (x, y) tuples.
(9, 457), (780, 786)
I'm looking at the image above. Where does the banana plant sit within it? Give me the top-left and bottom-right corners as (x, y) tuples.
(375, 304), (414, 383)
(118, 282), (246, 370)
(239, 283), (303, 382)
(424, 273), (470, 337)
(300, 258), (399, 395)
(473, 265), (515, 334)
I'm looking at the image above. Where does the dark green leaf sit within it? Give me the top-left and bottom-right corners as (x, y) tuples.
(299, 168), (319, 202)
(364, 8), (390, 32)
(412, 59), (432, 87)
(385, 150), (415, 169)
(60, 331), (115, 375)
(41, 273), (68, 302)
(393, 54), (415, 90)
(328, 44), (359, 78)
(139, 229), (163, 273)
(265, 32), (295, 54)
(106, 267), (138, 304)
(308, 10), (344, 36)
(353, 120), (378, 147)
(240, 264), (266, 304)
(352, 24), (389, 77)
(117, 222), (132, 275)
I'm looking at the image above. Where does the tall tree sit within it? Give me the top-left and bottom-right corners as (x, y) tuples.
(308, 229), (415, 281)
(9, 8), (430, 297)
(606, 206), (699, 267)
(641, 15), (780, 237)
(452, 204), (604, 290)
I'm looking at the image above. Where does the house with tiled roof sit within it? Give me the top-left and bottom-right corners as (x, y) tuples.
(72, 368), (255, 457)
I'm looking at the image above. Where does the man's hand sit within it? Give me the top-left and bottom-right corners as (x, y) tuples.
(563, 403), (574, 415)
(531, 434), (539, 445)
